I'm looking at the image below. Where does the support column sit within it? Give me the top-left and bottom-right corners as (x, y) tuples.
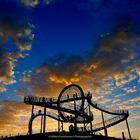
(43, 107), (46, 133)
(31, 105), (34, 117)
(122, 132), (125, 140)
(58, 115), (60, 132)
(88, 103), (93, 132)
(62, 122), (63, 131)
(126, 119), (132, 140)
(101, 111), (108, 136)
(29, 105), (34, 135)
(74, 94), (77, 131)
(83, 121), (86, 131)
(83, 109), (86, 131)
(90, 122), (93, 133)
(40, 115), (43, 133)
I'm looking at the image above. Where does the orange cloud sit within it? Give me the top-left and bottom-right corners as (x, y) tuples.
(0, 101), (32, 136)
(134, 61), (140, 76)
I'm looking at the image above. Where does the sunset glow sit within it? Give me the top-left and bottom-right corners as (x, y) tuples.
(0, 0), (140, 139)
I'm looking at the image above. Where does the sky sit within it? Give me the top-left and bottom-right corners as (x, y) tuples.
(0, 0), (140, 139)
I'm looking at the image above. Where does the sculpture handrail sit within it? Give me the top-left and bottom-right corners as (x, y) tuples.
(89, 99), (128, 115)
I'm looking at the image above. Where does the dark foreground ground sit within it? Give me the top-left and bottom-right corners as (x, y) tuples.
(0, 132), (123, 140)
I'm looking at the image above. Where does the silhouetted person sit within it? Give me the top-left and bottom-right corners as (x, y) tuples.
(29, 97), (31, 102)
(70, 115), (72, 120)
(42, 97), (45, 103)
(67, 94), (69, 99)
(87, 92), (92, 98)
(50, 98), (52, 102)
(49, 98), (52, 106)
(39, 97), (42, 102)
(39, 110), (41, 114)
(67, 115), (69, 121)
(69, 124), (74, 132)
(75, 93), (78, 98)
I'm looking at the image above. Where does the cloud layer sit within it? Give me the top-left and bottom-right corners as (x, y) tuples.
(21, 25), (140, 97)
(0, 23), (140, 138)
(0, 1), (34, 92)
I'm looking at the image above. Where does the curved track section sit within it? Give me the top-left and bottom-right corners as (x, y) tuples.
(88, 98), (128, 115)
(29, 110), (93, 135)
(29, 112), (63, 135)
(57, 84), (85, 122)
(24, 84), (129, 135)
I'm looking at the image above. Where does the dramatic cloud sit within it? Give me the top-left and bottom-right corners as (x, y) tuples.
(87, 26), (139, 79)
(134, 60), (140, 76)
(21, 25), (140, 98)
(0, 15), (34, 51)
(0, 84), (6, 92)
(0, 101), (31, 135)
(122, 96), (140, 105)
(0, 1), (34, 92)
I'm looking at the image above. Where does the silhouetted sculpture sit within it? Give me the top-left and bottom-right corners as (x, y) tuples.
(24, 83), (131, 139)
